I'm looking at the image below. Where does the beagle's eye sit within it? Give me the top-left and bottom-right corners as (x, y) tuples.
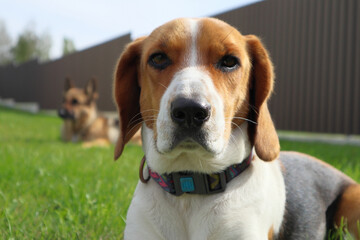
(71, 99), (79, 105)
(148, 53), (171, 70)
(217, 55), (240, 72)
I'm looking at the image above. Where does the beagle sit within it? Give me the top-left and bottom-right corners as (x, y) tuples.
(113, 18), (360, 239)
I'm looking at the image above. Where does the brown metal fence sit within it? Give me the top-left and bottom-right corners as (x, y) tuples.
(214, 0), (360, 135)
(0, 34), (131, 111)
(0, 0), (359, 134)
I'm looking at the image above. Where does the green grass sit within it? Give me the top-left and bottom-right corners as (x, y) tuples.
(0, 107), (359, 239)
(280, 140), (360, 182)
(0, 107), (142, 239)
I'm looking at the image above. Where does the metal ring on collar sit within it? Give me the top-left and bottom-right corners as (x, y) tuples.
(139, 156), (150, 183)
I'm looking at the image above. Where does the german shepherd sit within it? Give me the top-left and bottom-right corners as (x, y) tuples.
(58, 77), (121, 147)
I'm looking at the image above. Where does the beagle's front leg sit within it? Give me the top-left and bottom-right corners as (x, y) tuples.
(206, 214), (273, 240)
(124, 182), (187, 240)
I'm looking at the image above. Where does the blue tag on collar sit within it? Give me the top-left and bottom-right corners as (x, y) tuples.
(180, 177), (195, 192)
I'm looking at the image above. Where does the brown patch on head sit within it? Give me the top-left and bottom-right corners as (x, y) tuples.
(335, 184), (360, 239)
(113, 17), (279, 161)
(195, 18), (279, 160)
(194, 18), (252, 143)
(139, 19), (193, 134)
(113, 18), (196, 160)
(113, 19), (196, 159)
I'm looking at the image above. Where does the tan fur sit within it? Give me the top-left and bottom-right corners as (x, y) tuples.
(196, 18), (252, 145)
(245, 35), (279, 161)
(113, 18), (279, 162)
(59, 78), (121, 147)
(111, 18), (360, 239)
(129, 130), (142, 145)
(113, 38), (145, 158)
(335, 184), (360, 239)
(268, 226), (274, 240)
(82, 138), (110, 148)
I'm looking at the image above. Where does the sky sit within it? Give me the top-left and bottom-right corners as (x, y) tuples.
(0, 0), (260, 60)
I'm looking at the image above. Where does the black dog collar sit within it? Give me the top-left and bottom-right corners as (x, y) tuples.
(141, 151), (253, 196)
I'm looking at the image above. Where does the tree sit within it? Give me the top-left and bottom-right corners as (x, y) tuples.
(36, 31), (52, 62)
(0, 19), (12, 65)
(62, 37), (76, 56)
(11, 23), (52, 64)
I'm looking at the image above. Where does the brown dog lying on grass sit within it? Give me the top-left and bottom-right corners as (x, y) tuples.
(58, 77), (121, 147)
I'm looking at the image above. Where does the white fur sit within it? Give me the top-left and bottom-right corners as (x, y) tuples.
(188, 19), (198, 66)
(154, 67), (234, 174)
(107, 125), (119, 144)
(124, 19), (286, 239)
(126, 145), (285, 239)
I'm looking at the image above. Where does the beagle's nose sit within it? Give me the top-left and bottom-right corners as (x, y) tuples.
(171, 97), (211, 128)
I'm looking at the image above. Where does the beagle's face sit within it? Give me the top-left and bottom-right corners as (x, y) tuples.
(114, 18), (279, 173)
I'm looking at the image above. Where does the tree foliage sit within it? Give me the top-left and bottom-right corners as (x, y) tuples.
(0, 19), (12, 65)
(10, 23), (52, 64)
(0, 20), (77, 66)
(62, 37), (76, 56)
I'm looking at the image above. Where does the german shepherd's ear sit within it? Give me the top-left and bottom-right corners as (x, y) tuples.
(64, 77), (74, 91)
(85, 77), (99, 100)
(246, 35), (280, 162)
(113, 37), (146, 160)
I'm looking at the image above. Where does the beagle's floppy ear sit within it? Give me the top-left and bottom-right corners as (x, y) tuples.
(246, 35), (280, 161)
(113, 37), (146, 160)
(64, 77), (74, 91)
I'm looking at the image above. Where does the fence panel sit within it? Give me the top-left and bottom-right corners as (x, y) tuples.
(1, 0), (359, 134)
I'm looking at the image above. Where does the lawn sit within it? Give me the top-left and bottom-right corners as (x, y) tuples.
(0, 107), (142, 239)
(0, 107), (359, 239)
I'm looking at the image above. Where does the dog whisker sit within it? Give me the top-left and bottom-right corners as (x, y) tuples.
(230, 121), (247, 140)
(127, 117), (157, 131)
(124, 118), (157, 140)
(127, 114), (158, 129)
(227, 121), (247, 156)
(231, 117), (257, 125)
(126, 118), (143, 129)
(126, 109), (159, 128)
(224, 117), (257, 125)
(158, 82), (168, 90)
(247, 103), (259, 116)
